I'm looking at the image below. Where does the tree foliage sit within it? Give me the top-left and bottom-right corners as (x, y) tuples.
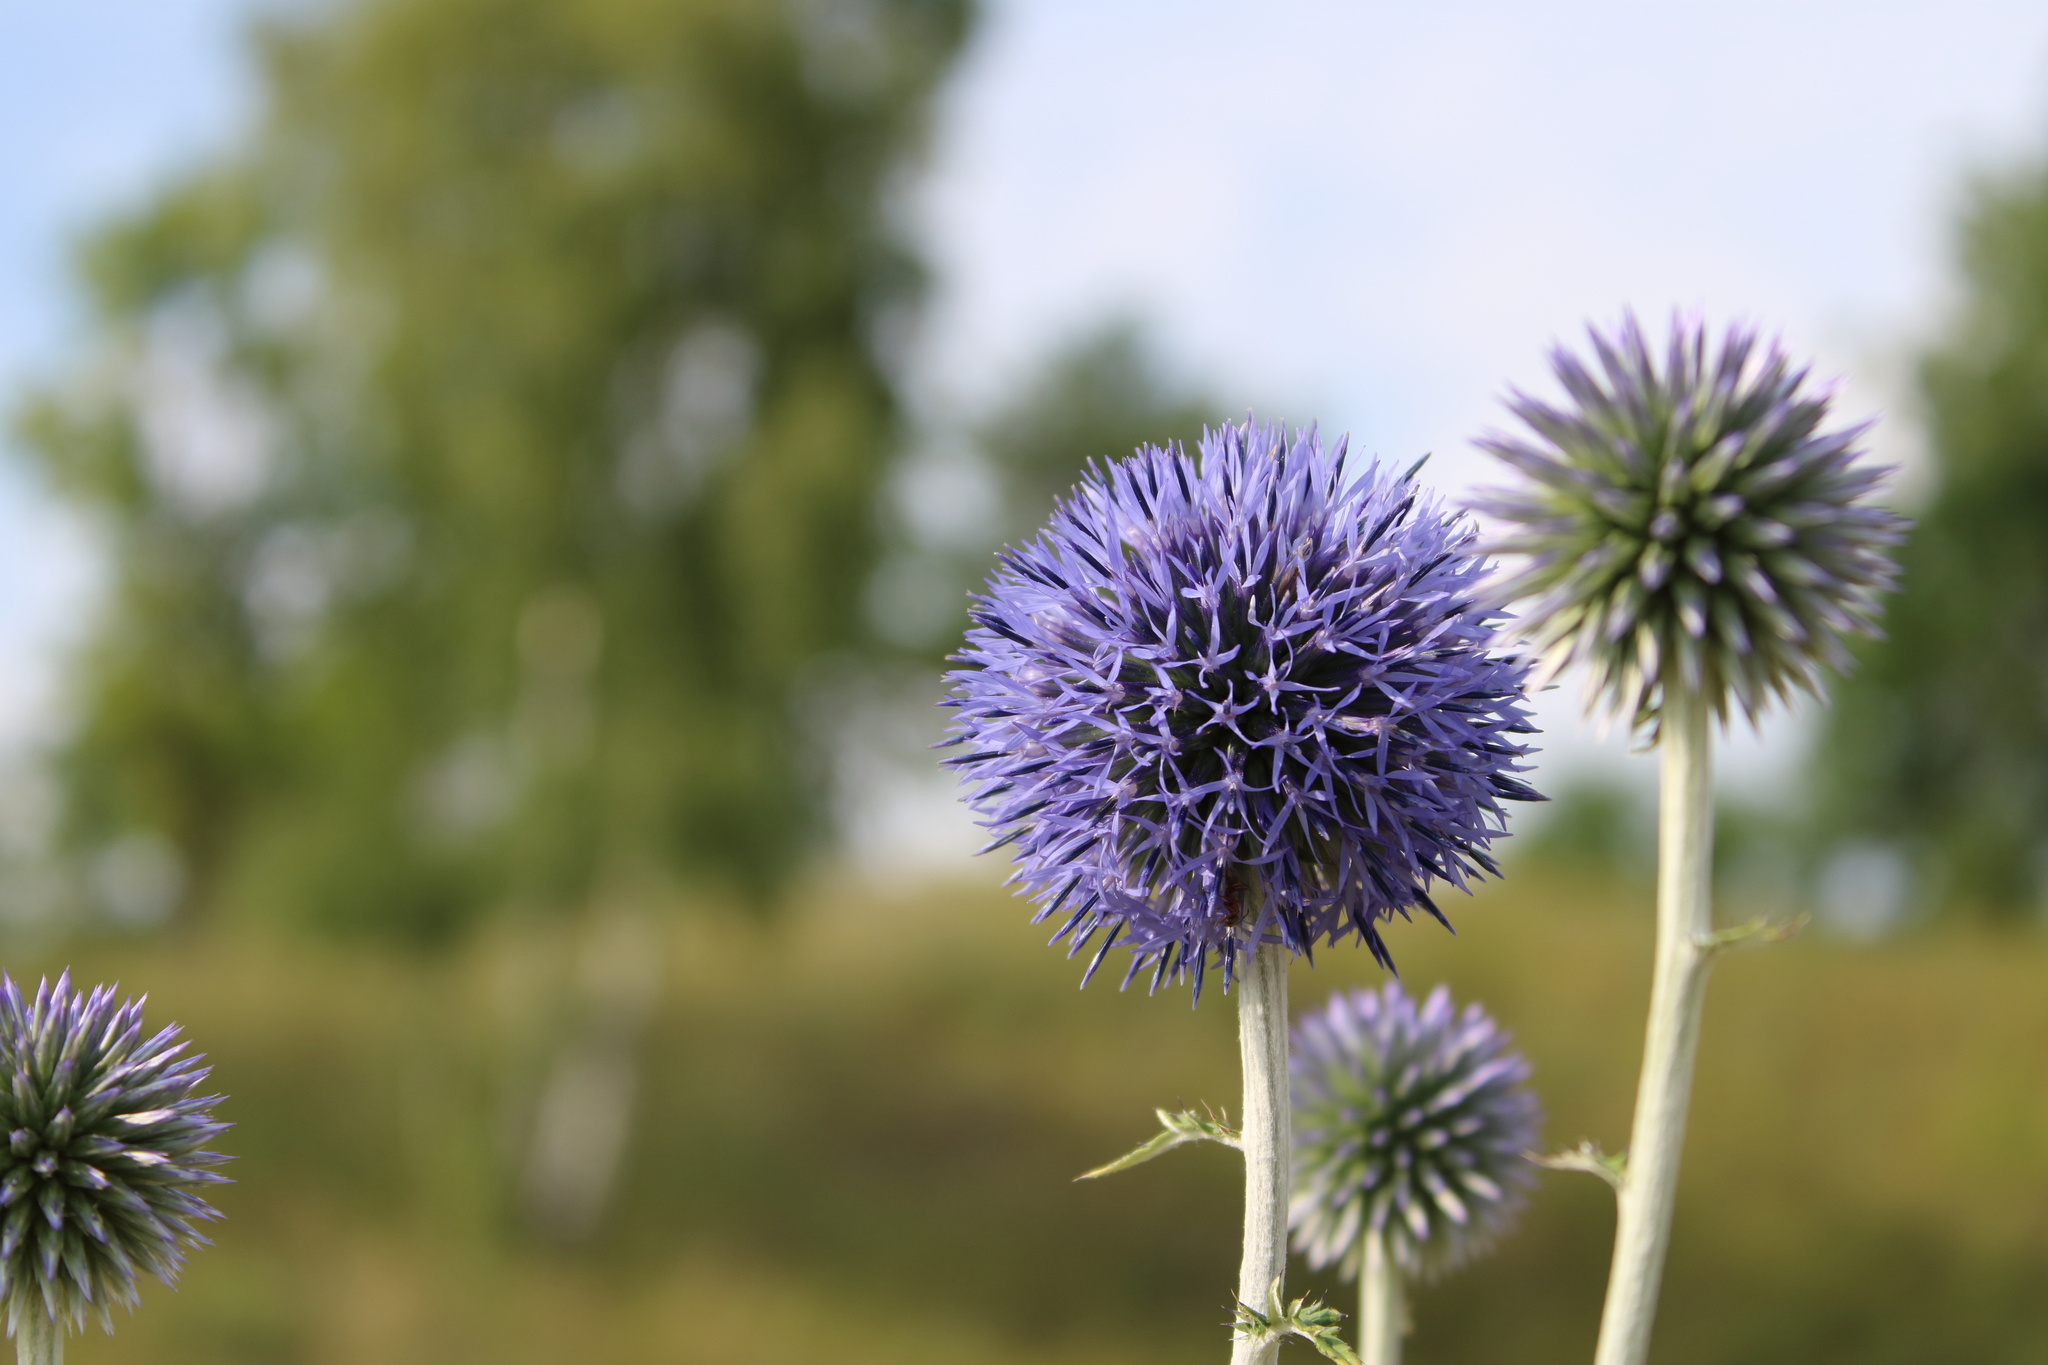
(974, 318), (1222, 548)
(1814, 163), (2048, 917)
(868, 319), (1226, 662)
(13, 0), (970, 945)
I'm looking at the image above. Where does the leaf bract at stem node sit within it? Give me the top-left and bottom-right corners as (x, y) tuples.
(1231, 1277), (1361, 1365)
(1532, 1139), (1627, 1193)
(1697, 913), (1808, 956)
(1074, 1105), (1240, 1181)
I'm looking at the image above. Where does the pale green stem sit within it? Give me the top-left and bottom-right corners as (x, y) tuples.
(1592, 688), (1715, 1365)
(1358, 1224), (1403, 1365)
(1229, 940), (1290, 1365)
(15, 1313), (62, 1365)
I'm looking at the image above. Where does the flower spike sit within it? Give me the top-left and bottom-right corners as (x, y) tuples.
(1469, 312), (1908, 730)
(0, 974), (229, 1342)
(944, 421), (1541, 997)
(1290, 982), (1541, 1278)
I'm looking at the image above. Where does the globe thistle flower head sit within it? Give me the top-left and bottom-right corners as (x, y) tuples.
(942, 420), (1540, 1001)
(1469, 313), (1909, 730)
(0, 973), (229, 1336)
(1290, 981), (1539, 1278)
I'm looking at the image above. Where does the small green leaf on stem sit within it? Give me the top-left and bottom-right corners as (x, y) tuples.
(1075, 1105), (1241, 1181)
(1533, 1139), (1628, 1193)
(1698, 913), (1808, 956)
(1231, 1277), (1362, 1365)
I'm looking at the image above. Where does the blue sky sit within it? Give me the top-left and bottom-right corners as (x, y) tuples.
(0, 0), (258, 751)
(6, 1), (2048, 850)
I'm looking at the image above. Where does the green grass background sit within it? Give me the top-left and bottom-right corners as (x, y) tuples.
(25, 861), (2048, 1363)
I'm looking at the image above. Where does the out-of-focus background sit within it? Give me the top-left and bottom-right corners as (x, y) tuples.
(4, 1), (2048, 1361)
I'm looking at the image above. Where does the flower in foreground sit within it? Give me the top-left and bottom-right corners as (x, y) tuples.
(943, 421), (1540, 997)
(1468, 313), (1908, 728)
(0, 972), (229, 1339)
(1290, 981), (1539, 1276)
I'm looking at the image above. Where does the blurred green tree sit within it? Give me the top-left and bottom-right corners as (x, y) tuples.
(1813, 163), (2048, 918)
(14, 0), (970, 945)
(1516, 778), (1652, 879)
(976, 317), (1223, 547)
(869, 318), (1226, 662)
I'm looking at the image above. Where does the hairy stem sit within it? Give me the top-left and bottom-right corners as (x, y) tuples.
(1592, 688), (1715, 1365)
(1230, 940), (1291, 1365)
(1359, 1224), (1403, 1365)
(15, 1313), (61, 1365)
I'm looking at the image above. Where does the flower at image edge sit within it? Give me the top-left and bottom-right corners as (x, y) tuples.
(0, 972), (229, 1335)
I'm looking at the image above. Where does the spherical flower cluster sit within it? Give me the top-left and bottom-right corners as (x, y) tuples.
(943, 421), (1540, 998)
(1290, 982), (1539, 1277)
(1469, 313), (1908, 728)
(0, 973), (229, 1335)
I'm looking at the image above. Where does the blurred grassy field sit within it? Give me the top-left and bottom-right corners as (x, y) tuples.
(22, 860), (2048, 1363)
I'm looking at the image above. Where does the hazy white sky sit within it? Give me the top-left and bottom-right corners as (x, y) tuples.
(906, 1), (2048, 821)
(921, 2), (2048, 478)
(5, 1), (2048, 850)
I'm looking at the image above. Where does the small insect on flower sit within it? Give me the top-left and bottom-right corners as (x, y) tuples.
(1469, 313), (1909, 730)
(0, 972), (229, 1341)
(1290, 982), (1540, 1278)
(942, 421), (1541, 999)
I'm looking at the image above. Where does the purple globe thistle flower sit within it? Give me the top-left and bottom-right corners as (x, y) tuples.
(1290, 982), (1539, 1277)
(942, 421), (1540, 998)
(1469, 313), (1908, 728)
(0, 973), (228, 1340)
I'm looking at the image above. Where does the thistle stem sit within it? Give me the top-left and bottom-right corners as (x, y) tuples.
(1230, 940), (1291, 1365)
(15, 1313), (61, 1365)
(1592, 688), (1714, 1365)
(1359, 1224), (1403, 1365)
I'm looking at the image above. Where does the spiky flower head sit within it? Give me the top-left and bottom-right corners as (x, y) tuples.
(942, 421), (1540, 999)
(0, 973), (228, 1336)
(1469, 313), (1908, 729)
(1290, 981), (1539, 1278)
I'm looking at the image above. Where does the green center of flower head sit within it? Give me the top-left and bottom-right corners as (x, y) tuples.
(10, 1113), (82, 1180)
(1471, 314), (1907, 728)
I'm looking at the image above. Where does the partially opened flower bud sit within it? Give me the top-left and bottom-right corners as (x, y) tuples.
(1469, 313), (1908, 729)
(0, 973), (229, 1343)
(1290, 982), (1539, 1277)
